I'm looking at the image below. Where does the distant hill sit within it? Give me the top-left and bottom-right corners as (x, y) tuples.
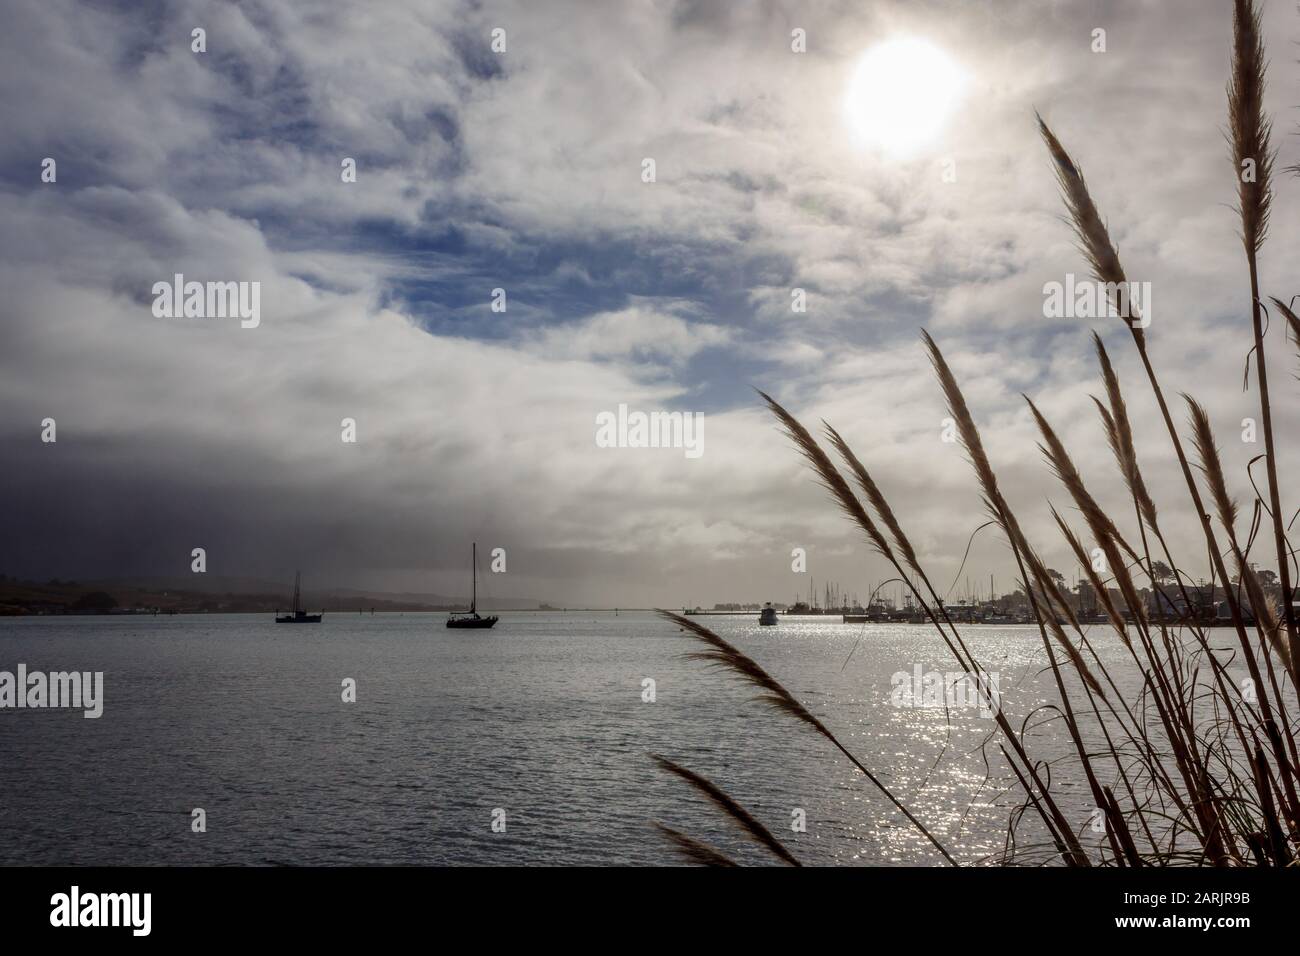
(315, 585), (540, 611)
(0, 575), (544, 615)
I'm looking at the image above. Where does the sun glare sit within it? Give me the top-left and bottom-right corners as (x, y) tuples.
(844, 37), (964, 157)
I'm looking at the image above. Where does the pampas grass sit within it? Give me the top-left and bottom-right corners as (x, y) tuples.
(1093, 334), (1160, 536)
(655, 0), (1298, 867)
(1228, 0), (1273, 255)
(1229, 0), (1299, 666)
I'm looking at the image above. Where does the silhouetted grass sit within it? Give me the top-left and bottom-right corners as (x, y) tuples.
(654, 0), (1297, 867)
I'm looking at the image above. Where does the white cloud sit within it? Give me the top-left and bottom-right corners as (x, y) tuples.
(1, 0), (1298, 606)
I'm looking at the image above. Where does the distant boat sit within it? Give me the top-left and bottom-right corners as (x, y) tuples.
(447, 542), (498, 630)
(276, 572), (322, 623)
(759, 603), (778, 626)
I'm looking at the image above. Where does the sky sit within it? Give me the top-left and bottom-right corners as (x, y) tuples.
(1, 0), (1298, 607)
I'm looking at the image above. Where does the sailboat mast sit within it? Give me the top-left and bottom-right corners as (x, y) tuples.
(292, 571), (301, 614)
(471, 542), (477, 613)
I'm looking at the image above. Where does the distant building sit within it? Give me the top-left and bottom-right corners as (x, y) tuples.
(1075, 581), (1098, 614)
(1151, 583), (1218, 621)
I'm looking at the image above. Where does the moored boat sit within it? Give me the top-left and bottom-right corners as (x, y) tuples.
(447, 542), (498, 629)
(276, 572), (322, 623)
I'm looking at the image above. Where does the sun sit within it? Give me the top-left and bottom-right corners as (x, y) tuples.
(844, 37), (964, 157)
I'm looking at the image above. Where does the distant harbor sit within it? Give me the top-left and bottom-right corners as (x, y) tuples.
(686, 572), (1283, 628)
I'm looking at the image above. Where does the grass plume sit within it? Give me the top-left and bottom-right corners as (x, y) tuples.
(658, 610), (959, 865)
(658, 4), (1299, 868)
(1228, 0), (1273, 254)
(651, 755), (801, 866)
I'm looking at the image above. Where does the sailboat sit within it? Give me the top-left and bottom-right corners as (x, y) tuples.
(446, 542), (498, 629)
(276, 571), (322, 623)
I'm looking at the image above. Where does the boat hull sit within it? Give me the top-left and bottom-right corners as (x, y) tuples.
(276, 614), (322, 623)
(446, 615), (498, 629)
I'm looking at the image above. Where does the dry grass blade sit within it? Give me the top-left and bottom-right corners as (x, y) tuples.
(1241, 565), (1293, 681)
(1249, 744), (1293, 865)
(651, 754), (801, 866)
(652, 823), (739, 867)
(658, 609), (959, 865)
(1185, 394), (1296, 686)
(824, 423), (922, 577)
(1229, 0), (1273, 253)
(1052, 507), (1131, 648)
(1037, 115), (1134, 327)
(663, 610), (835, 739)
(1093, 333), (1159, 532)
(1036, 583), (1107, 699)
(1268, 296), (1300, 364)
(1184, 396), (1239, 534)
(921, 330), (1007, 523)
(1025, 396), (1140, 565)
(757, 390), (896, 562)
